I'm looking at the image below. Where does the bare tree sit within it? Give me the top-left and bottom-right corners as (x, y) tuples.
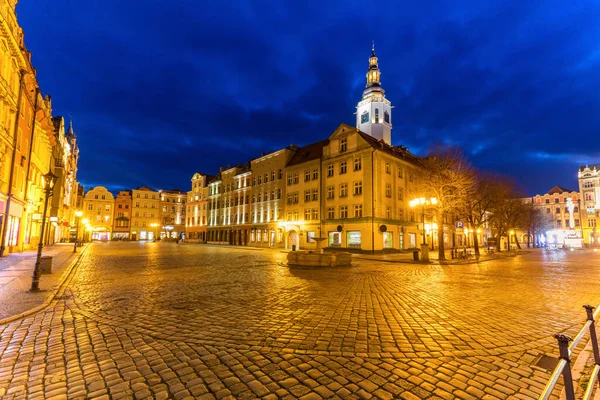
(458, 172), (511, 258)
(524, 204), (554, 247)
(418, 145), (475, 261)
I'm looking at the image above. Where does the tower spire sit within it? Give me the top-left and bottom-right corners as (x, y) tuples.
(67, 115), (75, 136)
(355, 43), (391, 144)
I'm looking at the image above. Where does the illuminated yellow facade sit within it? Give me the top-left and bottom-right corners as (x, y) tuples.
(159, 189), (186, 239)
(130, 186), (160, 240)
(186, 173), (210, 242)
(82, 186), (114, 241)
(0, 0), (60, 255)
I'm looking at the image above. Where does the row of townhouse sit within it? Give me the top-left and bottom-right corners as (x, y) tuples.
(77, 185), (186, 241)
(0, 1), (80, 255)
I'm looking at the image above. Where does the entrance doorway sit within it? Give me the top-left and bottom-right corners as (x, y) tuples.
(289, 230), (299, 250)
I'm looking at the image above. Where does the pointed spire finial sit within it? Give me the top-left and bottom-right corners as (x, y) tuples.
(371, 41), (376, 57)
(67, 114), (75, 135)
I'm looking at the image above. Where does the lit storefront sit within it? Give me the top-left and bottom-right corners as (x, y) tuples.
(543, 229), (583, 248)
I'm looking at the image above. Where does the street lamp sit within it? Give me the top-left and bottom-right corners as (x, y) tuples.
(31, 171), (57, 291)
(74, 210), (83, 252)
(409, 197), (438, 245)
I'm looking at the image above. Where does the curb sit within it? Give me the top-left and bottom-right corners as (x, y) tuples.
(0, 244), (90, 326)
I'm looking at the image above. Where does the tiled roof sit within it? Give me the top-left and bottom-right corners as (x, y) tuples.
(546, 185), (576, 195)
(286, 139), (330, 167)
(357, 131), (422, 166)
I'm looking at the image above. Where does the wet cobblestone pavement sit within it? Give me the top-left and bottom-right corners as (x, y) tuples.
(1, 242), (599, 399)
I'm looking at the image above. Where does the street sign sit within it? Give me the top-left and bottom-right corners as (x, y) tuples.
(455, 221), (464, 229)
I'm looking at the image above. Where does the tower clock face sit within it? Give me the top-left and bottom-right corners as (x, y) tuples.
(361, 112), (369, 124)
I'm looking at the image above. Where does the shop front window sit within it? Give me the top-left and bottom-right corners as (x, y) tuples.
(328, 231), (341, 247)
(383, 232), (393, 248)
(347, 231), (361, 249)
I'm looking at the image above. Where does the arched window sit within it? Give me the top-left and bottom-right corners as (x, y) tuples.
(384, 110), (390, 124)
(375, 109), (379, 124)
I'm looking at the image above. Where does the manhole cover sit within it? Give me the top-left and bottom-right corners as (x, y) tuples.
(533, 354), (559, 371)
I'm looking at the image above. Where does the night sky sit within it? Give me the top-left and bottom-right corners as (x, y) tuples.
(17, 1), (600, 196)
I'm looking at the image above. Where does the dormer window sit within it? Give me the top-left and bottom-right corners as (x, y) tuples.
(340, 139), (347, 152)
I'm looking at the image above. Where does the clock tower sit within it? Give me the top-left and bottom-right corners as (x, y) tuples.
(356, 43), (392, 144)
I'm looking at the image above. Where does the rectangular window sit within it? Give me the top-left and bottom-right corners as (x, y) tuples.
(312, 209), (318, 220)
(354, 181), (362, 195)
(327, 165), (334, 177)
(327, 186), (335, 199)
(264, 173), (268, 183)
(329, 231), (342, 247)
(575, 219), (580, 226)
(340, 161), (347, 174)
(385, 184), (391, 197)
(312, 189), (318, 201)
(353, 204), (363, 218)
(347, 231), (361, 248)
(278, 169), (283, 179)
(555, 208), (560, 214)
(287, 174), (292, 185)
(386, 206), (391, 218)
(398, 167), (403, 178)
(354, 157), (362, 171)
(385, 162), (390, 173)
(293, 172), (299, 184)
(312, 169), (318, 180)
(340, 183), (348, 197)
(305, 170), (311, 182)
(305, 209), (311, 220)
(589, 219), (597, 227)
(287, 194), (293, 204)
(340, 138), (347, 152)
(305, 190), (311, 202)
(327, 207), (335, 219)
(293, 192), (299, 203)
(258, 176), (262, 185)
(556, 220), (562, 227)
(398, 188), (404, 200)
(271, 171), (275, 181)
(340, 206), (348, 219)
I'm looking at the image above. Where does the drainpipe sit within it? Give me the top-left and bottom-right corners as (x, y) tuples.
(0, 69), (27, 257)
(371, 149), (375, 255)
(21, 88), (40, 249)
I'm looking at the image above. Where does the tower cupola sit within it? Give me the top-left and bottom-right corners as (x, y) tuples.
(356, 42), (392, 144)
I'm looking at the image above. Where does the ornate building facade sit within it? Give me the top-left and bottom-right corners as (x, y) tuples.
(531, 186), (582, 247)
(82, 186), (114, 241)
(159, 189), (186, 240)
(578, 164), (600, 244)
(0, 0), (61, 255)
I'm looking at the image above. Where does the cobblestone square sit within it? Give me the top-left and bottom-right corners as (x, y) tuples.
(1, 242), (599, 399)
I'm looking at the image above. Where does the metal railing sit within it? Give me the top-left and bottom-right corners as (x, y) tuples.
(539, 305), (600, 400)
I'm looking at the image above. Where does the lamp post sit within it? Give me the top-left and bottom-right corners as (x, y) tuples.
(74, 210), (83, 252)
(31, 171), (57, 291)
(82, 219), (89, 242)
(409, 197), (437, 262)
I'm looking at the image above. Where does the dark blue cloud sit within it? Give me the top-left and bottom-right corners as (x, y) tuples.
(17, 0), (600, 195)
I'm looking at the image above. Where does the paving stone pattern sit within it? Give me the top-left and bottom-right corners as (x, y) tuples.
(1, 243), (599, 399)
